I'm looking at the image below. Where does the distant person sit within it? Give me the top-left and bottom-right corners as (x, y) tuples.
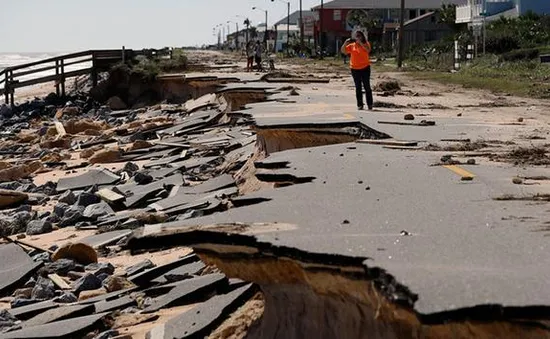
(254, 41), (263, 71)
(341, 30), (373, 110)
(246, 42), (254, 72)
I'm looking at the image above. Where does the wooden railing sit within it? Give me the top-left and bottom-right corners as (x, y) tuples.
(0, 48), (171, 105)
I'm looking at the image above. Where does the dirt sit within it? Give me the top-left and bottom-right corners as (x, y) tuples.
(492, 146), (550, 165)
(208, 293), (265, 339)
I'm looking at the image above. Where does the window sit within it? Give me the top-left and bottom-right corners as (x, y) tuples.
(334, 10), (342, 21)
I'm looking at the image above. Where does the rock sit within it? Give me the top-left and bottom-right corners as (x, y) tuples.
(129, 140), (152, 151)
(13, 287), (33, 299)
(83, 202), (114, 220)
(122, 162), (139, 174)
(0, 309), (17, 327)
(86, 185), (99, 194)
(52, 242), (98, 265)
(54, 106), (80, 119)
(64, 119), (108, 135)
(103, 276), (136, 293)
(58, 207), (83, 227)
(58, 190), (76, 205)
(39, 136), (72, 149)
(107, 96), (127, 110)
(74, 274), (102, 295)
(31, 277), (56, 300)
(0, 189), (28, 209)
(0, 182), (21, 191)
(86, 262), (115, 276)
(466, 159), (476, 165)
(0, 211), (35, 236)
(32, 252), (51, 263)
(16, 184), (37, 193)
(125, 259), (155, 276)
(38, 211), (51, 219)
(96, 273), (110, 282)
(512, 177), (524, 185)
(404, 114), (415, 121)
(24, 277), (36, 288)
(133, 172), (153, 185)
(518, 117), (524, 123)
(0, 104), (13, 119)
(67, 271), (86, 280)
(53, 292), (78, 303)
(78, 288), (108, 301)
(54, 202), (70, 218)
(45, 258), (77, 276)
(89, 149), (121, 164)
(289, 89), (300, 96)
(80, 148), (96, 159)
(26, 220), (53, 235)
(75, 192), (100, 207)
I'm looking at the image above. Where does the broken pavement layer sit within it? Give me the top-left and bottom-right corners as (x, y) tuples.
(127, 142), (550, 338)
(0, 244), (41, 297)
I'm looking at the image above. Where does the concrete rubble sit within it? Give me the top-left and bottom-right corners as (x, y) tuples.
(0, 50), (550, 338)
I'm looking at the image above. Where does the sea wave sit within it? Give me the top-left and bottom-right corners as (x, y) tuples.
(0, 53), (58, 71)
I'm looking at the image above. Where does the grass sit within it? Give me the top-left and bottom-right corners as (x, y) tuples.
(407, 55), (550, 99)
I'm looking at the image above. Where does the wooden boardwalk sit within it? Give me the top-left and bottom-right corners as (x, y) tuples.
(0, 48), (170, 105)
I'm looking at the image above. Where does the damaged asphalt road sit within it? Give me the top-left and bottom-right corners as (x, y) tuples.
(2, 50), (550, 338)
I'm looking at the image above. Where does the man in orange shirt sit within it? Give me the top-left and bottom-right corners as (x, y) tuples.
(341, 30), (374, 110)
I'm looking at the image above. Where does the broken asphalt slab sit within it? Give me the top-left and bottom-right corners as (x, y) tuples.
(126, 142), (550, 318)
(0, 244), (42, 297)
(128, 254), (201, 287)
(80, 230), (132, 248)
(22, 304), (94, 328)
(55, 168), (120, 192)
(143, 273), (227, 313)
(147, 283), (256, 339)
(0, 312), (109, 339)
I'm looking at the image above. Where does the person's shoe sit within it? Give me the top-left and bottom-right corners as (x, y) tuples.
(358, 105), (364, 110)
(368, 106), (373, 111)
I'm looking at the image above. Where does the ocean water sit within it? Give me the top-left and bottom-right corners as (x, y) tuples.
(0, 52), (57, 71)
(0, 52), (91, 96)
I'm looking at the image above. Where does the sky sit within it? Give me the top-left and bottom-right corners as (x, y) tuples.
(1, 0), (320, 53)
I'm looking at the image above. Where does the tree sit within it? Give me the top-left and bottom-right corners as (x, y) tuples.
(438, 4), (462, 33)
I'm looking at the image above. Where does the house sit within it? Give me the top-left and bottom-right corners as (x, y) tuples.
(401, 11), (454, 50)
(456, 0), (550, 25)
(310, 0), (463, 54)
(273, 10), (316, 48)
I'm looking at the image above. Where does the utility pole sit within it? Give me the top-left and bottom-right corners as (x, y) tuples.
(271, 0), (291, 56)
(300, 0), (304, 49)
(319, 0), (324, 59)
(287, 2), (290, 57)
(397, 0), (405, 68)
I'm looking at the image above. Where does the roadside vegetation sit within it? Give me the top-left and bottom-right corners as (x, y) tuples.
(111, 48), (188, 81)
(405, 9), (550, 99)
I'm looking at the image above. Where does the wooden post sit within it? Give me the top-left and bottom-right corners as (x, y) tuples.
(397, 0), (405, 68)
(3, 71), (8, 105)
(55, 60), (60, 97)
(122, 46), (126, 64)
(91, 52), (98, 87)
(60, 59), (66, 97)
(8, 70), (14, 106)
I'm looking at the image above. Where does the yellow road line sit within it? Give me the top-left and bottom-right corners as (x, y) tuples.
(443, 165), (476, 178)
(343, 113), (354, 120)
